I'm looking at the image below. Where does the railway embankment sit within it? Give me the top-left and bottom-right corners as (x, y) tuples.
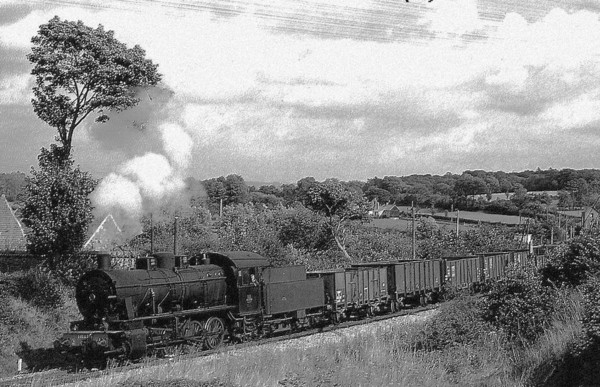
(66, 308), (438, 387)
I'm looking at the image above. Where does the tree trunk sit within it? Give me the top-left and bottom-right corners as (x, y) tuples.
(332, 231), (352, 261)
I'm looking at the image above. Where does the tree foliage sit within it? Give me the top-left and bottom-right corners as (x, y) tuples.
(306, 179), (368, 259)
(540, 230), (600, 287)
(27, 16), (161, 158)
(481, 270), (556, 345)
(20, 146), (96, 268)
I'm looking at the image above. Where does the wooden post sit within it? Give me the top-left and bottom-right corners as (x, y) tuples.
(173, 216), (179, 255)
(412, 202), (416, 260)
(150, 212), (154, 254)
(456, 209), (460, 238)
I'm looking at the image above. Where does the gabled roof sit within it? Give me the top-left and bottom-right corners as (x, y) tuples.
(377, 204), (399, 211)
(0, 194), (27, 251)
(83, 214), (123, 250)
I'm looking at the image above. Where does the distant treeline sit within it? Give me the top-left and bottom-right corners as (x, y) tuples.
(182, 168), (600, 217)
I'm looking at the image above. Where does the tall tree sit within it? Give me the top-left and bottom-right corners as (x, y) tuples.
(20, 145), (97, 269)
(28, 16), (161, 158)
(306, 179), (368, 260)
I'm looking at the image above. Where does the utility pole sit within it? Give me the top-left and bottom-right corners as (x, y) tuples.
(456, 209), (460, 238)
(412, 202), (416, 260)
(173, 215), (179, 255)
(150, 212), (154, 254)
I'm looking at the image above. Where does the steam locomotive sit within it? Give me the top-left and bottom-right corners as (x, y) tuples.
(55, 249), (547, 365)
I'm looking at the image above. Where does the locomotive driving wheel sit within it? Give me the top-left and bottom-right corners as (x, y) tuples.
(182, 320), (203, 338)
(203, 316), (225, 349)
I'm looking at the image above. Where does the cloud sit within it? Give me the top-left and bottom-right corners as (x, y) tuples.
(2, 1), (600, 181)
(541, 91), (600, 129)
(419, 0), (484, 37)
(0, 72), (31, 104)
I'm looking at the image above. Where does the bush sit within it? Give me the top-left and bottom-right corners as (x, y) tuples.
(540, 232), (600, 287)
(579, 275), (600, 350)
(409, 295), (493, 351)
(15, 268), (65, 310)
(482, 270), (556, 345)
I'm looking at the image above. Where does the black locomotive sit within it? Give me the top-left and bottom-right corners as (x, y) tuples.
(56, 249), (548, 364)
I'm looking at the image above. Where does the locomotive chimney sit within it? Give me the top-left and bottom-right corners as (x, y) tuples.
(154, 252), (176, 270)
(96, 252), (111, 270)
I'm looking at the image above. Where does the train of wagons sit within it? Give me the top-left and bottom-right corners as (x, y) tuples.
(55, 249), (549, 364)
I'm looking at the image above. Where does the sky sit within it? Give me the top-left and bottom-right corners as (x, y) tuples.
(2, 0), (600, 188)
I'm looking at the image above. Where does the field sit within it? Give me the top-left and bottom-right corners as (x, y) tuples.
(368, 216), (477, 233)
(369, 208), (528, 234)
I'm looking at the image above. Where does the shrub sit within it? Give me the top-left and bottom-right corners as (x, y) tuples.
(409, 295), (493, 351)
(540, 232), (600, 287)
(481, 270), (556, 345)
(579, 275), (600, 350)
(15, 268), (65, 310)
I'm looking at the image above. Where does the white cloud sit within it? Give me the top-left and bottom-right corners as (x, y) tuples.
(541, 92), (600, 129)
(419, 0), (484, 37)
(3, 1), (600, 180)
(0, 72), (31, 104)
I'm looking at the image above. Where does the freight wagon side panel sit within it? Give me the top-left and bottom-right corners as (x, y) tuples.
(395, 262), (418, 296)
(395, 263), (406, 296)
(415, 261), (424, 292)
(424, 260), (442, 291)
(346, 270), (357, 305)
(306, 271), (346, 307)
(263, 279), (325, 315)
(379, 267), (388, 298)
(511, 250), (528, 270)
(446, 257), (479, 288)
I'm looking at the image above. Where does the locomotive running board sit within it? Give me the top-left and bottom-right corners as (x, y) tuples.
(113, 305), (236, 323)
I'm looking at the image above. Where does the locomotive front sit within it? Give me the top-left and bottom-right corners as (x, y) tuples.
(56, 252), (231, 361)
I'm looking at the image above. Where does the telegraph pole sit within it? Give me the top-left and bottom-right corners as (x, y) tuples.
(173, 216), (179, 255)
(411, 202), (416, 260)
(456, 209), (460, 238)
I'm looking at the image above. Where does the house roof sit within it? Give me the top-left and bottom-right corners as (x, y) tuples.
(377, 204), (399, 211)
(83, 214), (123, 250)
(0, 194), (27, 251)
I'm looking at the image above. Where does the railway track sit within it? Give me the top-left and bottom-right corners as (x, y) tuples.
(0, 304), (438, 387)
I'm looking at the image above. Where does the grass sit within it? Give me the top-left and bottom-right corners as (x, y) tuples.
(63, 290), (585, 387)
(0, 271), (81, 377)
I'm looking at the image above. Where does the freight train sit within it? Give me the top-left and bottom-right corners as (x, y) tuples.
(55, 249), (548, 365)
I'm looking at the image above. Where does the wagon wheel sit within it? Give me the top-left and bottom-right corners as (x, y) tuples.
(204, 317), (225, 349)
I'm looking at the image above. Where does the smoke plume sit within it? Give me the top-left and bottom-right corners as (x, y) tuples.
(90, 87), (199, 239)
